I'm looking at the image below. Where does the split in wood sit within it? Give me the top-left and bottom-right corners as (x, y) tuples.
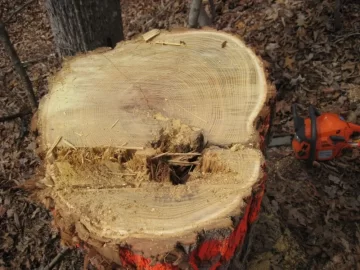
(148, 151), (201, 184)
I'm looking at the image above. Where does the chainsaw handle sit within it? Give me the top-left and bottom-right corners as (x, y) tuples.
(308, 105), (318, 164)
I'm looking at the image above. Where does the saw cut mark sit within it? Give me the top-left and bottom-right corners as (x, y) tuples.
(39, 29), (267, 149)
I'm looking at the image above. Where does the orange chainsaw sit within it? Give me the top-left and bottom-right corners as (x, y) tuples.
(269, 105), (360, 164)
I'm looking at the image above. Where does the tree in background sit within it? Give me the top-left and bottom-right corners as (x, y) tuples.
(45, 0), (124, 57)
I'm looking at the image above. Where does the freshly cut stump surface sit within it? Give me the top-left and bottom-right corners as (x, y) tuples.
(37, 29), (273, 269)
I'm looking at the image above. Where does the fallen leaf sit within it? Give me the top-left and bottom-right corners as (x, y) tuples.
(284, 56), (295, 70)
(288, 208), (307, 226)
(296, 13), (306, 27)
(296, 27), (306, 38)
(265, 43), (280, 51)
(322, 87), (336, 94)
(328, 175), (340, 184)
(276, 100), (291, 114)
(0, 205), (6, 218)
(338, 96), (347, 106)
(235, 21), (245, 29)
(341, 62), (356, 72)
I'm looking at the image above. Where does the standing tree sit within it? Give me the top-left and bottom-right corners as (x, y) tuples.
(45, 0), (124, 57)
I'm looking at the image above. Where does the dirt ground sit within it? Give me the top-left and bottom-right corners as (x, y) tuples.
(1, 0), (360, 269)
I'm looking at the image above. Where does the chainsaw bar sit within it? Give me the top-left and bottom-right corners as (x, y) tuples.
(268, 135), (293, 148)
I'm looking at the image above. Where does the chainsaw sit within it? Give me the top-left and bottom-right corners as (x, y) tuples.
(269, 104), (360, 164)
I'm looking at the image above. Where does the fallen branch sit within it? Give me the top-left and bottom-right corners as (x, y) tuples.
(155, 41), (184, 46)
(0, 109), (32, 122)
(334, 32), (360, 44)
(0, 21), (37, 110)
(43, 247), (69, 270)
(4, 0), (37, 23)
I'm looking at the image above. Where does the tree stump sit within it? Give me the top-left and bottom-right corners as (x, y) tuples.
(36, 29), (275, 269)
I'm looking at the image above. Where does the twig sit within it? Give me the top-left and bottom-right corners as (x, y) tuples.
(43, 247), (69, 270)
(0, 109), (32, 122)
(155, 41), (183, 46)
(47, 136), (63, 156)
(62, 138), (76, 149)
(144, 1), (173, 27)
(152, 152), (202, 159)
(0, 21), (37, 110)
(21, 53), (56, 67)
(334, 32), (360, 44)
(4, 0), (37, 23)
(111, 119), (119, 128)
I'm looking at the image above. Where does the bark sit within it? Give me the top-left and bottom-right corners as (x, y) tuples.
(334, 0), (342, 30)
(188, 0), (211, 28)
(45, 0), (124, 57)
(198, 4), (211, 27)
(0, 21), (37, 110)
(208, 0), (216, 22)
(189, 0), (202, 28)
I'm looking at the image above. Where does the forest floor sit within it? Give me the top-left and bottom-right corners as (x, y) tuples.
(1, 0), (360, 269)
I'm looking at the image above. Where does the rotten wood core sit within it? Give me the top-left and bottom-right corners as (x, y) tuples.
(36, 29), (274, 268)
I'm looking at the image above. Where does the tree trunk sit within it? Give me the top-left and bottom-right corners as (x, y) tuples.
(35, 29), (275, 269)
(45, 0), (124, 57)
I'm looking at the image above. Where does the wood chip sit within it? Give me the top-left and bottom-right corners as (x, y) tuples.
(111, 119), (119, 128)
(46, 136), (62, 156)
(62, 138), (76, 149)
(155, 41), (183, 46)
(142, 29), (160, 42)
